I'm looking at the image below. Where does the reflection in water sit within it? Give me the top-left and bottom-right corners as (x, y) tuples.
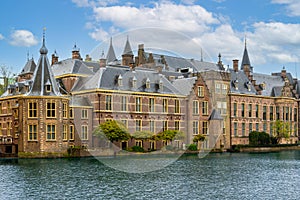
(0, 151), (300, 199)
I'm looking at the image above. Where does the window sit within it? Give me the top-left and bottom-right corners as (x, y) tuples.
(242, 123), (245, 136)
(193, 121), (199, 135)
(135, 140), (143, 147)
(270, 106), (274, 121)
(217, 101), (227, 115)
(215, 83), (221, 94)
(241, 103), (245, 117)
(222, 84), (228, 94)
(7, 122), (11, 136)
(175, 121), (180, 131)
(63, 124), (68, 141)
(197, 86), (204, 97)
(28, 124), (37, 141)
(263, 106), (267, 120)
(70, 125), (74, 140)
(136, 120), (142, 131)
(249, 123), (253, 133)
(294, 108), (297, 122)
(285, 107), (289, 121)
(70, 108), (74, 119)
(149, 98), (155, 112)
(162, 99), (168, 113)
(256, 123), (259, 131)
(233, 103), (237, 117)
(163, 120), (168, 131)
(263, 123), (267, 132)
(150, 120), (155, 133)
(46, 101), (56, 118)
(121, 96), (127, 111)
(202, 101), (208, 115)
(255, 104), (259, 118)
(174, 99), (180, 113)
(193, 100), (199, 115)
(234, 122), (238, 136)
(0, 103), (2, 114)
(248, 104), (252, 118)
(105, 95), (112, 111)
(270, 123), (274, 137)
(81, 109), (88, 119)
(0, 123), (2, 136)
(28, 102), (37, 118)
(202, 121), (208, 135)
(63, 103), (67, 118)
(81, 125), (88, 140)
(136, 97), (142, 112)
(276, 106), (280, 120)
(7, 102), (11, 113)
(47, 124), (56, 140)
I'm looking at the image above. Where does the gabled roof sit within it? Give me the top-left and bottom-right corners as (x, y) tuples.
(26, 35), (61, 96)
(172, 77), (197, 95)
(106, 37), (117, 63)
(52, 59), (95, 77)
(209, 109), (223, 120)
(19, 58), (36, 75)
(229, 69), (256, 95)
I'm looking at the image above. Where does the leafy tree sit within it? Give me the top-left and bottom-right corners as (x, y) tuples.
(155, 130), (184, 142)
(0, 64), (14, 95)
(131, 131), (155, 140)
(249, 131), (270, 145)
(193, 134), (206, 143)
(273, 120), (291, 144)
(93, 120), (130, 142)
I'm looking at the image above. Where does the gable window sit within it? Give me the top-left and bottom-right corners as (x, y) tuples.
(202, 101), (208, 115)
(47, 124), (56, 140)
(46, 101), (56, 118)
(45, 79), (52, 93)
(215, 83), (221, 93)
(222, 84), (228, 94)
(81, 109), (88, 119)
(28, 102), (37, 118)
(197, 86), (204, 97)
(28, 124), (37, 141)
(105, 95), (112, 111)
(202, 121), (208, 135)
(81, 125), (88, 140)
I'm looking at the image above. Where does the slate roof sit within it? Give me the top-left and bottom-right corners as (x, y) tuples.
(106, 37), (117, 63)
(52, 59), (95, 77)
(70, 96), (92, 107)
(252, 73), (285, 96)
(229, 69), (256, 95)
(172, 77), (197, 96)
(19, 58), (36, 75)
(83, 61), (100, 73)
(208, 109), (223, 120)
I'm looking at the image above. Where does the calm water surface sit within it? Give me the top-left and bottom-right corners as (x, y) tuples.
(1, 151), (300, 200)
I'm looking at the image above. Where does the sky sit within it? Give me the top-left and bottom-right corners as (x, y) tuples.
(1, 0), (300, 77)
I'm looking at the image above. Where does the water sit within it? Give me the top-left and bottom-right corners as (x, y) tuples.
(1, 151), (300, 200)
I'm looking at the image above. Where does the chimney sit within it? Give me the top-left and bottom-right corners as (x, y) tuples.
(85, 54), (92, 62)
(72, 44), (81, 60)
(281, 67), (286, 79)
(51, 51), (59, 65)
(137, 44), (145, 66)
(233, 59), (239, 72)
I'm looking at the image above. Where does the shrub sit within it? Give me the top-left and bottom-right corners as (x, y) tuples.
(249, 131), (270, 145)
(131, 146), (144, 152)
(187, 144), (198, 151)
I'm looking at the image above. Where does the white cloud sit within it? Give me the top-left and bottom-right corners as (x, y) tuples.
(0, 34), (4, 40)
(271, 0), (300, 16)
(89, 28), (110, 41)
(9, 30), (38, 47)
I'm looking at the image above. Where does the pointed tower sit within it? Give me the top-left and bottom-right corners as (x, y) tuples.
(122, 36), (134, 66)
(106, 37), (117, 63)
(18, 57), (36, 82)
(241, 37), (252, 74)
(27, 30), (60, 96)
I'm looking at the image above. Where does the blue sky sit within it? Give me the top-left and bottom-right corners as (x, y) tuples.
(1, 0), (300, 77)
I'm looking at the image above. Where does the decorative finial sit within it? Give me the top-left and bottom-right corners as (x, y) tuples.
(245, 34), (247, 48)
(40, 27), (48, 54)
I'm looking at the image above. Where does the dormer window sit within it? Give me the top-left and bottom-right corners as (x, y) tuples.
(245, 81), (251, 91)
(233, 79), (238, 90)
(132, 76), (137, 88)
(118, 75), (123, 87)
(146, 78), (150, 89)
(45, 79), (52, 93)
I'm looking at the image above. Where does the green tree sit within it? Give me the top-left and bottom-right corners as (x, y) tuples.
(192, 134), (206, 143)
(131, 131), (155, 140)
(155, 130), (184, 142)
(249, 131), (270, 145)
(273, 120), (291, 144)
(93, 120), (131, 142)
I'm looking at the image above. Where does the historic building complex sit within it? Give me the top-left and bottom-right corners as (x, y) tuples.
(0, 33), (299, 157)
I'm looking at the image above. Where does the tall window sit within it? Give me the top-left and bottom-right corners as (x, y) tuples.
(276, 106), (280, 120)
(136, 120), (142, 131)
(270, 123), (274, 137)
(175, 121), (180, 130)
(263, 123), (267, 132)
(241, 103), (245, 117)
(255, 104), (259, 118)
(63, 103), (67, 118)
(217, 101), (227, 115)
(0, 103), (2, 114)
(242, 123), (245, 136)
(136, 97), (142, 112)
(249, 123), (253, 133)
(163, 120), (168, 131)
(193, 121), (199, 135)
(234, 122), (238, 136)
(222, 84), (228, 94)
(202, 121), (208, 135)
(197, 86), (204, 97)
(70, 108), (74, 119)
(162, 99), (168, 113)
(105, 95), (112, 111)
(270, 106), (274, 121)
(202, 101), (208, 115)
(70, 125), (74, 140)
(46, 101), (56, 118)
(263, 106), (267, 120)
(174, 99), (180, 113)
(149, 98), (155, 112)
(7, 102), (11, 113)
(193, 100), (199, 115)
(81, 125), (88, 140)
(28, 102), (37, 118)
(256, 123), (259, 131)
(81, 109), (88, 119)
(28, 124), (37, 141)
(47, 124), (56, 140)
(248, 104), (252, 117)
(215, 83), (221, 93)
(150, 120), (155, 133)
(294, 108), (297, 122)
(121, 96), (127, 111)
(285, 107), (289, 121)
(63, 124), (68, 141)
(233, 103), (237, 117)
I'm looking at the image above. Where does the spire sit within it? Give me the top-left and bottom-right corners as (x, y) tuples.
(106, 37), (117, 63)
(27, 30), (60, 96)
(122, 35), (133, 56)
(241, 36), (251, 71)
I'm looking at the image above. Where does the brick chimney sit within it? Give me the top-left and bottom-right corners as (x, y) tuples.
(281, 67), (286, 79)
(233, 59), (239, 72)
(99, 50), (106, 68)
(51, 51), (58, 65)
(72, 44), (81, 60)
